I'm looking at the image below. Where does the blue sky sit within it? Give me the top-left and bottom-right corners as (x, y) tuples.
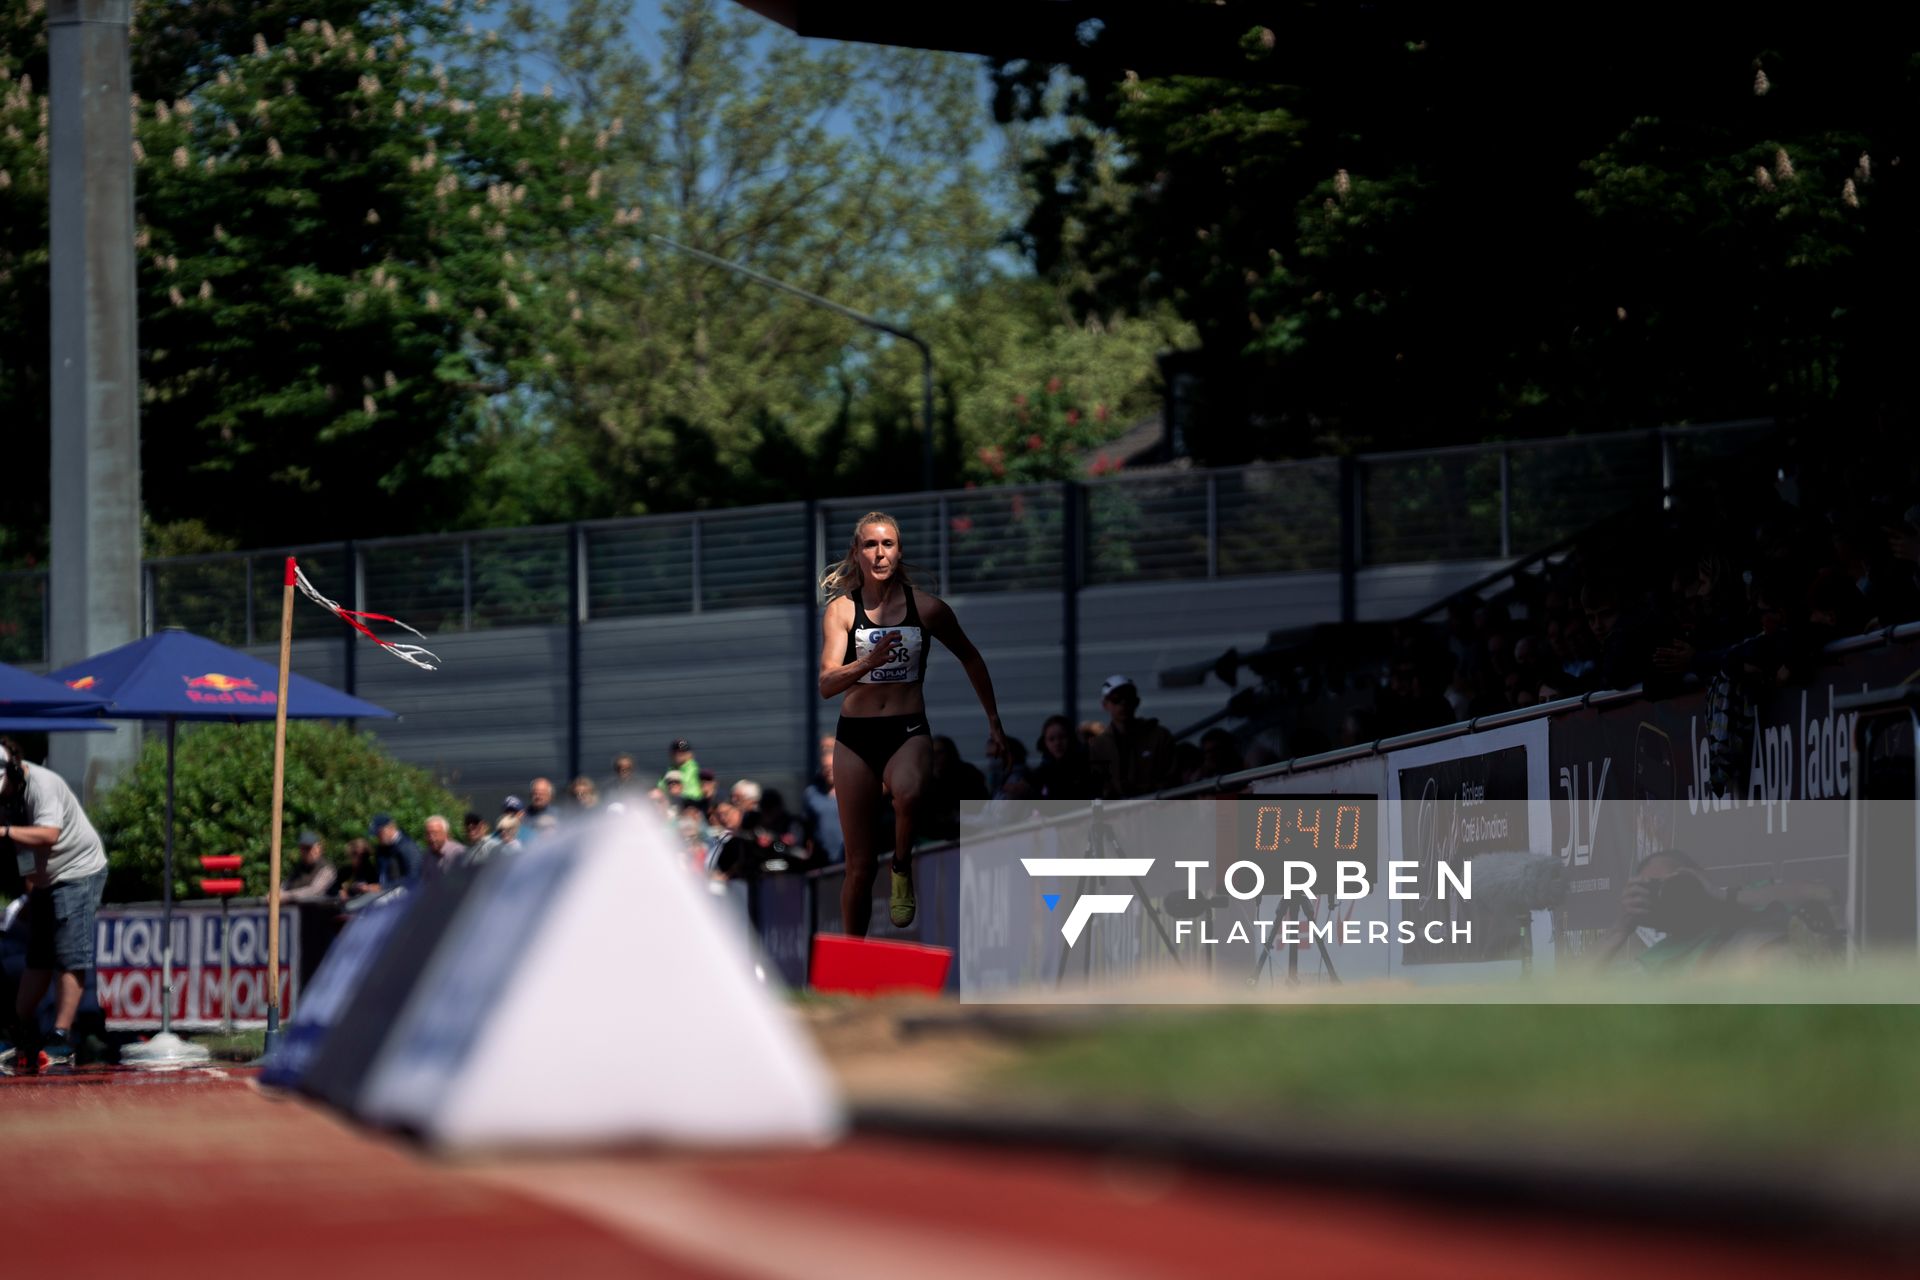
(523, 0), (1014, 177)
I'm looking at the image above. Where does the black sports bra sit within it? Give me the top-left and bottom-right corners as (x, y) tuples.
(844, 590), (930, 686)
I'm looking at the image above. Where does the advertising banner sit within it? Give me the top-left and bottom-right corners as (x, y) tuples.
(94, 901), (301, 1030)
(1385, 721), (1554, 971)
(1547, 642), (1919, 941)
(751, 873), (814, 990)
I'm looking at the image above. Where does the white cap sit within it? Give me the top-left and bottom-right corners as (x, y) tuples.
(1100, 674), (1137, 699)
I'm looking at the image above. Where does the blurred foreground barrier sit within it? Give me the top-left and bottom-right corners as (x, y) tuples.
(261, 810), (844, 1150)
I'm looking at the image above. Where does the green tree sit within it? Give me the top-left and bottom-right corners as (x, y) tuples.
(0, 0), (613, 554)
(93, 719), (469, 901)
(491, 0), (1003, 512)
(995, 12), (1917, 456)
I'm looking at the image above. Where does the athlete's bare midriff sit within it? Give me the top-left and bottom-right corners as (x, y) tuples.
(839, 681), (926, 718)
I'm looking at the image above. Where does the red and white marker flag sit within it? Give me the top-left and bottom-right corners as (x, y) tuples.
(290, 559), (441, 671)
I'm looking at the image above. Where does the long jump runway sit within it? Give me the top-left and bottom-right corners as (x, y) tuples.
(2, 1067), (1895, 1279)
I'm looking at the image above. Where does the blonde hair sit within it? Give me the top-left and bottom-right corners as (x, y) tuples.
(818, 511), (920, 601)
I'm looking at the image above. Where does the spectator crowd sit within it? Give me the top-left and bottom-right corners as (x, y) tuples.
(1346, 428), (1920, 746)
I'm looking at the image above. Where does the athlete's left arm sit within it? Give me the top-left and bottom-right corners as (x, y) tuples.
(921, 593), (1006, 756)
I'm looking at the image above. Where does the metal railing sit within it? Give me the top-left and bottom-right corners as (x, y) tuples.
(0, 420), (1773, 664)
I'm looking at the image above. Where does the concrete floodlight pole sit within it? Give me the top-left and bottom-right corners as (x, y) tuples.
(48, 0), (142, 802)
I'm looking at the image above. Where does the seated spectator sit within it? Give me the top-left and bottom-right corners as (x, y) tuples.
(802, 736), (845, 865)
(1373, 658), (1455, 737)
(921, 736), (989, 841)
(721, 788), (809, 876)
(421, 815), (465, 873)
(462, 811), (490, 849)
(1087, 675), (1178, 799)
(704, 802), (757, 879)
(674, 808), (707, 871)
(747, 788), (808, 859)
(369, 814), (422, 888)
(659, 738), (701, 796)
(467, 806), (524, 866)
(605, 752), (644, 803)
(730, 779), (762, 816)
(695, 769), (718, 814)
(1196, 727), (1244, 781)
(1581, 575), (1662, 692)
(1029, 715), (1093, 801)
(568, 776), (600, 813)
(986, 734), (1033, 799)
(1339, 707), (1380, 749)
(1172, 739), (1201, 785)
(282, 831), (337, 902)
(338, 838), (380, 899)
(523, 777), (561, 843)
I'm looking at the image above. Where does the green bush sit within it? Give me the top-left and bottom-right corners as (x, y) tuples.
(93, 721), (467, 902)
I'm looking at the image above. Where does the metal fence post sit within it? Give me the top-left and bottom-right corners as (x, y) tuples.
(1660, 428), (1677, 510)
(1498, 447), (1512, 560)
(567, 523), (582, 782)
(937, 494), (951, 594)
(1338, 457), (1357, 624)
(1205, 472), (1219, 579)
(244, 557), (256, 646)
(461, 537), (473, 631)
(690, 514), (703, 614)
(141, 563), (154, 638)
(803, 499), (820, 778)
(1062, 480), (1081, 727)
(343, 540), (359, 698)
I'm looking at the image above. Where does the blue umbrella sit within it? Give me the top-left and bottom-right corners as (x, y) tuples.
(47, 628), (397, 1043)
(0, 717), (116, 733)
(46, 627), (394, 722)
(0, 659), (114, 714)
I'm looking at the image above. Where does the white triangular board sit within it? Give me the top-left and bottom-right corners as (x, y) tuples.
(353, 809), (845, 1150)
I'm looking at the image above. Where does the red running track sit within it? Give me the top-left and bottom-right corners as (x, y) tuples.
(3, 1066), (1897, 1279)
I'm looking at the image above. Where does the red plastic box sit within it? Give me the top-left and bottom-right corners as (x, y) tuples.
(809, 935), (952, 996)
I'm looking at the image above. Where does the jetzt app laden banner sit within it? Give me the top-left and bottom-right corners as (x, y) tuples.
(1548, 642), (1919, 936)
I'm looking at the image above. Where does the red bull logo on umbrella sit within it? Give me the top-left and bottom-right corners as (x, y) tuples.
(183, 672), (277, 706)
(66, 676), (96, 690)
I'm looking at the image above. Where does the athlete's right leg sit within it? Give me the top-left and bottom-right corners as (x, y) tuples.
(834, 741), (884, 937)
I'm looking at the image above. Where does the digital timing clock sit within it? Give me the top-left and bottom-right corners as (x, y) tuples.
(1218, 796), (1377, 884)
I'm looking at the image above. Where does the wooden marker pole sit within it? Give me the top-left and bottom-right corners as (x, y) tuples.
(265, 556), (296, 1047)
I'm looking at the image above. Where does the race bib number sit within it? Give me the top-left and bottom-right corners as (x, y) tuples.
(855, 626), (920, 683)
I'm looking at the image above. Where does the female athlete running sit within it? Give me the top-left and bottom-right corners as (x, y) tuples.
(819, 512), (1005, 935)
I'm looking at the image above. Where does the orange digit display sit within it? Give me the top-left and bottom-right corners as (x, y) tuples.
(1335, 804), (1362, 850)
(1254, 805), (1284, 852)
(1296, 807), (1321, 847)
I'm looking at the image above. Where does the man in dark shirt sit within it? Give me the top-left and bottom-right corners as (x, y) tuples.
(368, 814), (423, 889)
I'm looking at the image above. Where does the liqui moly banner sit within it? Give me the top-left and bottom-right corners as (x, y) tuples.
(95, 901), (302, 1030)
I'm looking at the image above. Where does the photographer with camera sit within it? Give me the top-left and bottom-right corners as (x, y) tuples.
(1605, 849), (1790, 974)
(0, 739), (108, 1070)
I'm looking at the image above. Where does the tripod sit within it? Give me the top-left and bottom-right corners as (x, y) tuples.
(1055, 800), (1184, 985)
(1248, 891), (1342, 987)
